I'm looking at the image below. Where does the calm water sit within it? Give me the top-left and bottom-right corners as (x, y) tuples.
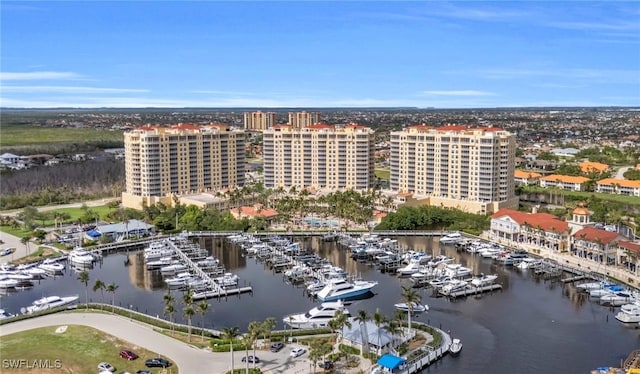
(1, 236), (638, 373)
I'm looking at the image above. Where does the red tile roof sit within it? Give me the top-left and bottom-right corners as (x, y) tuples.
(307, 124), (335, 130)
(436, 125), (468, 132)
(233, 205), (278, 219)
(619, 240), (640, 253)
(492, 208), (569, 233)
(573, 227), (620, 244)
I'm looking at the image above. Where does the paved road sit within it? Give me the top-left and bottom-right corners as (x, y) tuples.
(615, 166), (633, 179)
(0, 312), (317, 374)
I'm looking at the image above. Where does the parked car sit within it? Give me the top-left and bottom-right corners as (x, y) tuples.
(97, 362), (116, 372)
(0, 248), (14, 256)
(270, 342), (285, 352)
(290, 347), (306, 358)
(145, 358), (171, 368)
(318, 361), (334, 370)
(241, 355), (260, 363)
(135, 371), (153, 374)
(119, 349), (138, 360)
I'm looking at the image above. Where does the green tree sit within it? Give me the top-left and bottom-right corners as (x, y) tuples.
(261, 317), (276, 342)
(196, 301), (210, 342)
(77, 270), (90, 309)
(401, 286), (421, 335)
(222, 327), (241, 373)
(331, 309), (351, 345)
(182, 289), (195, 341)
(163, 293), (176, 335)
(354, 310), (370, 355)
(106, 282), (119, 313)
(93, 279), (106, 309)
(373, 308), (387, 354)
(247, 321), (262, 370)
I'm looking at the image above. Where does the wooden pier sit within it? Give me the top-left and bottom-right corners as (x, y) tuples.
(191, 286), (253, 301)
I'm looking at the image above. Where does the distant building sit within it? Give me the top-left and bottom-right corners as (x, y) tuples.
(579, 161), (609, 174)
(85, 219), (155, 241)
(572, 226), (623, 264)
(243, 111), (276, 131)
(514, 170), (542, 186)
(390, 125), (518, 215)
(490, 208), (570, 252)
(288, 111), (320, 129)
(229, 204), (278, 222)
(262, 123), (376, 191)
(539, 174), (590, 191)
(122, 124), (246, 210)
(550, 147), (580, 157)
(596, 178), (640, 196)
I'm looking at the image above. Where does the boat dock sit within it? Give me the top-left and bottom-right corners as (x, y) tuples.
(164, 237), (253, 300)
(440, 284), (503, 298)
(396, 325), (453, 373)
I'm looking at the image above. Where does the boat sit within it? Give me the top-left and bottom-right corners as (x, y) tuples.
(144, 246), (174, 261)
(429, 275), (452, 288)
(615, 303), (640, 323)
(37, 259), (65, 274)
(470, 274), (498, 287)
(196, 256), (219, 268)
(164, 272), (193, 288)
(306, 279), (326, 294)
(315, 278), (378, 302)
(599, 291), (636, 307)
(394, 302), (429, 313)
(589, 284), (625, 299)
(576, 281), (611, 292)
(0, 308), (14, 320)
(444, 264), (472, 278)
(397, 260), (422, 276)
(68, 248), (95, 265)
(146, 256), (173, 269)
(449, 338), (462, 355)
(283, 300), (351, 329)
(440, 279), (469, 295)
(214, 273), (239, 287)
(515, 257), (542, 269)
(23, 295), (79, 314)
(160, 262), (188, 274)
(439, 232), (463, 244)
(0, 277), (18, 288)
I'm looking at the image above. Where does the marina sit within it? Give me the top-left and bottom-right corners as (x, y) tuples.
(0, 234), (638, 373)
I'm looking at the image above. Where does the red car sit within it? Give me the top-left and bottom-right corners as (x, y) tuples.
(119, 350), (138, 360)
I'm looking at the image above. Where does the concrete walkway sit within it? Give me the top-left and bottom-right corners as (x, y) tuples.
(0, 312), (315, 374)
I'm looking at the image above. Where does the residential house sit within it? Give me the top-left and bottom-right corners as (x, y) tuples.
(579, 161), (609, 174)
(571, 227), (623, 265)
(550, 147), (580, 157)
(618, 241), (640, 277)
(539, 174), (590, 191)
(490, 208), (570, 252)
(514, 170), (542, 186)
(229, 204), (278, 223)
(596, 178), (640, 196)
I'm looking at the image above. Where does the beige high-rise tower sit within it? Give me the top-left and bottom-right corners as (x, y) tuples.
(122, 124), (246, 209)
(288, 111), (320, 129)
(243, 111), (276, 131)
(390, 125), (518, 214)
(262, 123), (375, 190)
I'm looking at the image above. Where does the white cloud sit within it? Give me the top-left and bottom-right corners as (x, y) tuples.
(422, 90), (496, 97)
(2, 86), (150, 94)
(0, 71), (81, 81)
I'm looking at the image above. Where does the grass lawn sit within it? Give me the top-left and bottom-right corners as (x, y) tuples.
(0, 225), (32, 238)
(48, 205), (114, 223)
(0, 325), (178, 373)
(375, 168), (390, 181)
(0, 124), (123, 147)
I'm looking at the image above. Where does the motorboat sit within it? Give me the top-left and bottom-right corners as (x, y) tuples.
(600, 291), (636, 307)
(576, 281), (611, 292)
(449, 338), (462, 355)
(306, 279), (326, 294)
(146, 256), (173, 269)
(160, 262), (188, 274)
(440, 279), (469, 296)
(439, 232), (463, 244)
(214, 273), (239, 288)
(0, 308), (13, 320)
(515, 257), (542, 270)
(37, 259), (65, 274)
(164, 272), (193, 288)
(315, 278), (378, 302)
(615, 303), (640, 323)
(23, 295), (79, 314)
(196, 256), (219, 268)
(397, 261), (422, 276)
(283, 300), (351, 329)
(0, 277), (18, 288)
(144, 246), (174, 261)
(394, 302), (429, 313)
(427, 255), (454, 267)
(429, 276), (452, 288)
(68, 248), (95, 265)
(470, 274), (498, 287)
(589, 284), (625, 299)
(444, 264), (472, 278)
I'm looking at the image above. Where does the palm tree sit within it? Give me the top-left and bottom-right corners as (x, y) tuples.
(106, 283), (119, 313)
(163, 292), (175, 334)
(222, 326), (240, 373)
(354, 310), (370, 355)
(332, 309), (351, 345)
(401, 286), (421, 335)
(93, 279), (106, 309)
(20, 235), (31, 257)
(247, 321), (262, 370)
(182, 290), (195, 341)
(328, 319), (340, 345)
(385, 319), (403, 352)
(373, 308), (387, 354)
(196, 301), (210, 342)
(77, 270), (90, 309)
(261, 317), (276, 341)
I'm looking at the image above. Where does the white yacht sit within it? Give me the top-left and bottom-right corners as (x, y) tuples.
(316, 278), (377, 302)
(37, 258), (65, 274)
(68, 248), (95, 265)
(144, 243), (174, 261)
(515, 258), (542, 270)
(165, 272), (193, 288)
(440, 279), (469, 296)
(576, 281), (611, 292)
(449, 338), (463, 355)
(394, 302), (429, 313)
(470, 274), (498, 287)
(444, 264), (472, 278)
(439, 232), (463, 244)
(600, 291), (636, 307)
(283, 300), (351, 329)
(0, 277), (18, 288)
(397, 260), (422, 276)
(429, 275), (452, 288)
(0, 308), (13, 320)
(615, 303), (640, 323)
(214, 273), (239, 287)
(23, 295), (79, 314)
(196, 256), (219, 268)
(427, 255), (454, 267)
(160, 262), (188, 274)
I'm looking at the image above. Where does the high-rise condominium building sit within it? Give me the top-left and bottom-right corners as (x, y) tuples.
(288, 111), (320, 129)
(390, 125), (518, 214)
(262, 124), (375, 190)
(243, 111), (276, 131)
(122, 124), (246, 209)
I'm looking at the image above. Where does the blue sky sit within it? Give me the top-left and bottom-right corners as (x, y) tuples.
(1, 1), (639, 108)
